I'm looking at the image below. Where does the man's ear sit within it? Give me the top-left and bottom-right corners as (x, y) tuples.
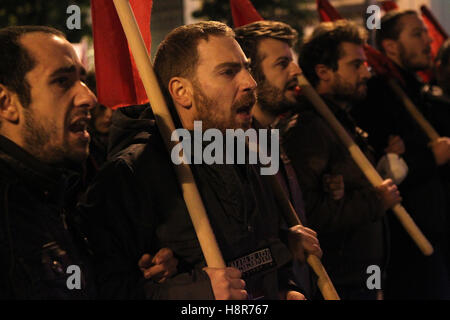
(381, 39), (398, 58)
(315, 64), (333, 82)
(0, 85), (20, 123)
(168, 77), (193, 109)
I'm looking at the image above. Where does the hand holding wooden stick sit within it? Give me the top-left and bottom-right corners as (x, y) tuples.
(112, 0), (226, 269)
(297, 74), (434, 256)
(264, 173), (340, 300)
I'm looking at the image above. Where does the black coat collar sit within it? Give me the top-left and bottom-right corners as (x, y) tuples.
(0, 135), (81, 205)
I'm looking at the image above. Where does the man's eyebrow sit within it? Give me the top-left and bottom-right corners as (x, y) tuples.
(347, 58), (366, 64)
(49, 65), (86, 78)
(275, 56), (292, 62)
(273, 55), (292, 65)
(412, 26), (426, 32)
(214, 61), (247, 71)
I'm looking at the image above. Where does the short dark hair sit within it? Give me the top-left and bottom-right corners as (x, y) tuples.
(153, 21), (235, 103)
(376, 10), (417, 52)
(437, 39), (450, 67)
(299, 20), (367, 87)
(0, 26), (65, 108)
(234, 21), (298, 83)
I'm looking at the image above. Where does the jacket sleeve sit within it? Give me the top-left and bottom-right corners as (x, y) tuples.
(284, 114), (385, 234)
(352, 78), (440, 186)
(78, 158), (214, 299)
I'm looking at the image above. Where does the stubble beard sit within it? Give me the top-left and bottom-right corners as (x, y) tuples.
(257, 78), (298, 117)
(22, 108), (69, 164)
(332, 74), (367, 104)
(193, 83), (255, 132)
(399, 42), (431, 71)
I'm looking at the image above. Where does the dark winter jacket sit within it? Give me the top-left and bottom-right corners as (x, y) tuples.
(351, 66), (450, 298)
(0, 135), (95, 299)
(79, 105), (297, 300)
(283, 96), (388, 288)
(351, 67), (448, 242)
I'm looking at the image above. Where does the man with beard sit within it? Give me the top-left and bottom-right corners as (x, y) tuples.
(0, 26), (177, 299)
(79, 21), (306, 300)
(234, 21), (324, 299)
(0, 26), (98, 298)
(281, 20), (402, 299)
(351, 10), (450, 299)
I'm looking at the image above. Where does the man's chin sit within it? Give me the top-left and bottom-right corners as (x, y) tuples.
(406, 57), (432, 71)
(237, 119), (253, 130)
(67, 151), (89, 164)
(67, 141), (90, 164)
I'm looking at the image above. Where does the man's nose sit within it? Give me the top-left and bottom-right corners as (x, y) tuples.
(289, 62), (302, 78)
(360, 62), (372, 80)
(424, 32), (433, 46)
(74, 81), (97, 111)
(241, 69), (257, 92)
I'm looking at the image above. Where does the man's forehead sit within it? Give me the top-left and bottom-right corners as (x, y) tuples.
(339, 42), (365, 60)
(258, 38), (293, 60)
(399, 14), (425, 32)
(20, 32), (82, 75)
(196, 35), (248, 67)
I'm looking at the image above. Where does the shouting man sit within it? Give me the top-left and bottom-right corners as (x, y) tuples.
(0, 26), (97, 298)
(80, 21), (307, 300)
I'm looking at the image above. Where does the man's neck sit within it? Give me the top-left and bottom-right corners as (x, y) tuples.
(386, 53), (404, 70)
(315, 86), (349, 111)
(252, 103), (277, 128)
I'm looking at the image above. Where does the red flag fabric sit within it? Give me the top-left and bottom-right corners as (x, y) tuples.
(230, 0), (263, 28)
(314, 1), (404, 85)
(381, 1), (398, 12)
(363, 44), (405, 86)
(316, 0), (342, 22)
(420, 5), (448, 59)
(91, 0), (152, 109)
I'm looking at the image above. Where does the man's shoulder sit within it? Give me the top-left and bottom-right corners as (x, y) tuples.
(0, 153), (20, 186)
(285, 107), (334, 142)
(109, 128), (168, 172)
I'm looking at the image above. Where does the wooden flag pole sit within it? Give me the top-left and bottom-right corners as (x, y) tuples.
(297, 75), (434, 256)
(387, 79), (440, 142)
(112, 0), (226, 268)
(264, 173), (340, 300)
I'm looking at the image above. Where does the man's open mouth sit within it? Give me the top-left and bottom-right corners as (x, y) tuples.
(69, 117), (90, 140)
(285, 80), (299, 91)
(236, 95), (256, 115)
(236, 104), (252, 115)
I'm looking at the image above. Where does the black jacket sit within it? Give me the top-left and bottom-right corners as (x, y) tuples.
(79, 105), (296, 299)
(0, 135), (95, 299)
(351, 66), (450, 299)
(352, 67), (448, 241)
(283, 96), (388, 288)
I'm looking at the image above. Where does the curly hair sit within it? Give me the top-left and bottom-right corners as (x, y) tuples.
(234, 21), (298, 83)
(299, 20), (367, 87)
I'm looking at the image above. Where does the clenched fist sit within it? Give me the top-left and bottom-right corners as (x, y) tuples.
(138, 248), (178, 283)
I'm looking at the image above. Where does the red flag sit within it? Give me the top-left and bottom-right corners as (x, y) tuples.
(420, 5), (448, 59)
(91, 0), (152, 109)
(381, 1), (398, 12)
(316, 0), (342, 22)
(314, 1), (402, 84)
(364, 44), (405, 86)
(230, 0), (263, 28)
